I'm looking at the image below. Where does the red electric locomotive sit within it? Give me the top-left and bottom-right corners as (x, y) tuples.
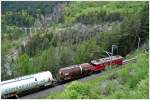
(90, 55), (123, 72)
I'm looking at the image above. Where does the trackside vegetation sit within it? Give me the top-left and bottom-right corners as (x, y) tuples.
(46, 50), (149, 99)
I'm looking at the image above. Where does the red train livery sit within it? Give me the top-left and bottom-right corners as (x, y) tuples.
(90, 55), (123, 71)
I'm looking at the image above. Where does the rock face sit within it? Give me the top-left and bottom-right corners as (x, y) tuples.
(4, 48), (19, 77)
(4, 63), (12, 76)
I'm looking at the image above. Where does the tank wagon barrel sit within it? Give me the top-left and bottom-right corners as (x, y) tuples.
(1, 71), (54, 99)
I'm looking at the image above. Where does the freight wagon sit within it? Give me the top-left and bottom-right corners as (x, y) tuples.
(59, 63), (94, 81)
(1, 71), (54, 98)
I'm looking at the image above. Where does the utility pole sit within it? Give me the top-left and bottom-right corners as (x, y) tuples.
(138, 37), (141, 49)
(24, 28), (27, 35)
(104, 51), (113, 66)
(112, 45), (118, 56)
(104, 45), (118, 67)
(137, 37), (141, 57)
(29, 28), (32, 39)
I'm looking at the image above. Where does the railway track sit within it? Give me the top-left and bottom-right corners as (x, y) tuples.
(20, 72), (104, 99)
(20, 58), (137, 99)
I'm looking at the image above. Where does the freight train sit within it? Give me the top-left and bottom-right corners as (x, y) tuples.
(1, 55), (123, 98)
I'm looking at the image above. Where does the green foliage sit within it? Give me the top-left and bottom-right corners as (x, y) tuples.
(1, 39), (12, 54)
(139, 2), (149, 42)
(61, 81), (91, 99)
(2, 11), (35, 27)
(73, 39), (102, 64)
(133, 77), (149, 98)
(47, 81), (96, 99)
(2, 1), (61, 16)
(2, 1), (65, 27)
(63, 1), (145, 24)
(12, 53), (34, 77)
(117, 53), (148, 88)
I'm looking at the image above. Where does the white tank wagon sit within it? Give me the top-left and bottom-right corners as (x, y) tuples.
(1, 71), (54, 98)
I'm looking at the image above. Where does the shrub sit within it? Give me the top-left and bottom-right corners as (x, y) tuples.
(60, 81), (91, 99)
(130, 77), (149, 99)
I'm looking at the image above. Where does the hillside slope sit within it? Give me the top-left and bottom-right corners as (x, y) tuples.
(62, 1), (145, 24)
(2, 1), (148, 82)
(46, 49), (149, 99)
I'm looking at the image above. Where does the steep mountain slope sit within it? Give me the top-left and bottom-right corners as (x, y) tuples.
(1, 1), (149, 83)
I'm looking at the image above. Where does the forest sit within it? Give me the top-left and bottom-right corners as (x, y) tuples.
(1, 1), (149, 98)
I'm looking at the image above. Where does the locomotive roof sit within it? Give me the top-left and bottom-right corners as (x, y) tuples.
(91, 55), (123, 65)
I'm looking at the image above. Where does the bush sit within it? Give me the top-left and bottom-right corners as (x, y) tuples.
(11, 53), (34, 77)
(135, 77), (149, 98)
(60, 81), (91, 99)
